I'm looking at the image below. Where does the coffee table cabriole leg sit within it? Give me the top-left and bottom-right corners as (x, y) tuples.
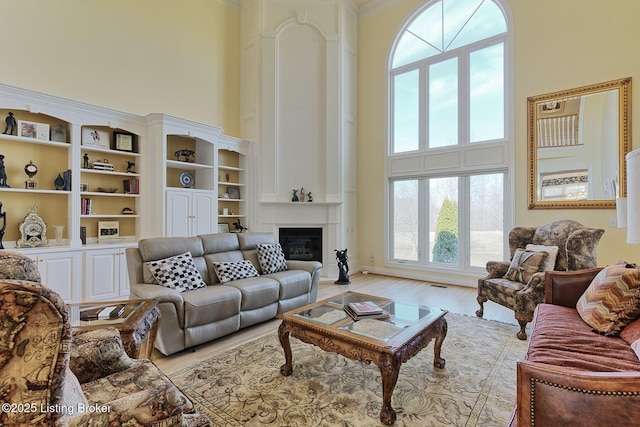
(433, 317), (448, 368)
(278, 321), (293, 376)
(378, 354), (402, 425)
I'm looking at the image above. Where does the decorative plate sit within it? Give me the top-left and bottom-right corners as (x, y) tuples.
(179, 171), (195, 188)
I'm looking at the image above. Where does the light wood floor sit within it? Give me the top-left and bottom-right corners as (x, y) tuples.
(153, 273), (517, 375)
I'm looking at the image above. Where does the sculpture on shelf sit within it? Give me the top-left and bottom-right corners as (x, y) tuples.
(126, 161), (136, 173)
(83, 153), (89, 168)
(334, 248), (351, 285)
(0, 155), (9, 188)
(299, 187), (305, 202)
(174, 149), (195, 162)
(307, 192), (313, 202)
(3, 112), (16, 135)
(0, 202), (6, 249)
(54, 173), (65, 190)
(233, 219), (247, 232)
(291, 189), (299, 202)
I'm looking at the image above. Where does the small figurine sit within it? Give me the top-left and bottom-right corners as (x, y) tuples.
(299, 187), (305, 202)
(291, 189), (299, 202)
(233, 219), (247, 232)
(3, 112), (16, 135)
(126, 161), (136, 173)
(335, 249), (351, 285)
(307, 192), (313, 202)
(83, 153), (89, 169)
(0, 155), (9, 188)
(0, 202), (6, 249)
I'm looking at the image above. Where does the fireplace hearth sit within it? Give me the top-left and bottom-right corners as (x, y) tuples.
(279, 227), (323, 263)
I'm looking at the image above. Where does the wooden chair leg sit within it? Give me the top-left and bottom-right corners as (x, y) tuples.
(517, 319), (528, 340)
(476, 296), (486, 318)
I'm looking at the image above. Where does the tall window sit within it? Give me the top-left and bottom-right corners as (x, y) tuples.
(388, 0), (510, 274)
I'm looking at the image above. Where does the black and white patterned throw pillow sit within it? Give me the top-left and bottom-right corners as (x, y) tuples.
(213, 260), (260, 283)
(146, 252), (206, 292)
(256, 243), (288, 274)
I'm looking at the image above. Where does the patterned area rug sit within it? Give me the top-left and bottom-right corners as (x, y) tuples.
(169, 313), (527, 426)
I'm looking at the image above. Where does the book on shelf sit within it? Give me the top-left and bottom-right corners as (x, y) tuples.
(344, 301), (390, 321)
(80, 304), (125, 321)
(63, 169), (71, 191)
(123, 178), (139, 194)
(81, 197), (92, 215)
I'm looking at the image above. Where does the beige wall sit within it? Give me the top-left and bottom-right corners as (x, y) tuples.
(0, 0), (241, 136)
(3, 0), (639, 274)
(358, 0), (640, 272)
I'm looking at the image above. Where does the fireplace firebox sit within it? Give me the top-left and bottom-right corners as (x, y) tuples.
(278, 227), (322, 263)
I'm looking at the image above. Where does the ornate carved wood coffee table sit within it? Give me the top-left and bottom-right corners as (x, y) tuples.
(278, 291), (448, 425)
(69, 299), (160, 359)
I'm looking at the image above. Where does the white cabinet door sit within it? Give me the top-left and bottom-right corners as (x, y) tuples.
(192, 192), (217, 235)
(166, 190), (192, 237)
(84, 248), (121, 301)
(166, 189), (216, 237)
(31, 251), (81, 303)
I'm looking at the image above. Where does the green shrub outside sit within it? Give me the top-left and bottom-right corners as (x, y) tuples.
(433, 198), (458, 263)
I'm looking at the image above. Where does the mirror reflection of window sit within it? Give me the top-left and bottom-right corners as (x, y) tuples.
(539, 170), (589, 201)
(528, 77), (629, 208)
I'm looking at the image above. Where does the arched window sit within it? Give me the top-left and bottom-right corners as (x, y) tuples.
(387, 0), (511, 278)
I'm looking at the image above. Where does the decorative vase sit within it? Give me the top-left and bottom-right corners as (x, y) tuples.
(53, 225), (64, 245)
(54, 173), (65, 190)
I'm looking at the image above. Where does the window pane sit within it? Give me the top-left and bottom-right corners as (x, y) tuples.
(393, 180), (419, 260)
(393, 29), (441, 68)
(429, 58), (458, 148)
(446, 0), (507, 51)
(443, 0), (484, 49)
(393, 70), (420, 153)
(470, 43), (504, 142)
(470, 174), (504, 267)
(429, 177), (458, 264)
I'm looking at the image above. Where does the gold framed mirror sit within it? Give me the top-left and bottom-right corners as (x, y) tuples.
(527, 77), (631, 209)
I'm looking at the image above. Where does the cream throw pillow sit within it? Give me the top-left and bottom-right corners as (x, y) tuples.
(525, 244), (559, 272)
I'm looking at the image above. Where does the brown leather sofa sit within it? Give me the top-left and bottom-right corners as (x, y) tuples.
(510, 268), (640, 426)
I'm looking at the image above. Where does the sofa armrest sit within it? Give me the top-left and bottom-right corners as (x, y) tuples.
(516, 360), (640, 426)
(70, 328), (138, 384)
(130, 283), (185, 326)
(286, 260), (322, 302)
(544, 268), (602, 307)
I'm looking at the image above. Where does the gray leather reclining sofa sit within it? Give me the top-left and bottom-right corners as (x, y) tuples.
(126, 232), (322, 356)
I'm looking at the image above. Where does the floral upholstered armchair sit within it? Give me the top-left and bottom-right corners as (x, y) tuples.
(0, 252), (211, 426)
(476, 220), (604, 340)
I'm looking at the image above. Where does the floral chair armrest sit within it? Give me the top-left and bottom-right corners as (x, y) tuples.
(484, 261), (510, 279)
(70, 328), (138, 384)
(514, 272), (546, 318)
(65, 384), (192, 427)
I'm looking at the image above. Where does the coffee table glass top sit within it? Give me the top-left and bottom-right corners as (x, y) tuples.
(291, 292), (443, 343)
(68, 301), (145, 328)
